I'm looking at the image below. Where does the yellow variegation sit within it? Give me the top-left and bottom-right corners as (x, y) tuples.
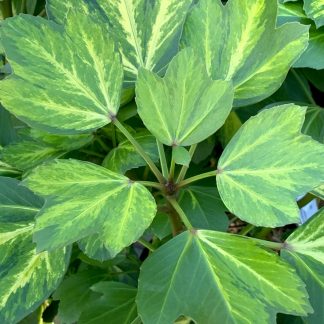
(136, 48), (234, 146)
(24, 159), (157, 257)
(304, 0), (324, 28)
(217, 104), (324, 227)
(137, 230), (311, 323)
(182, 0), (309, 106)
(282, 208), (324, 323)
(0, 177), (70, 324)
(0, 10), (123, 134)
(93, 0), (191, 84)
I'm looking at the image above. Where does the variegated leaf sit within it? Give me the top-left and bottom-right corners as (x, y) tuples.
(281, 208), (324, 323)
(312, 184), (324, 199)
(136, 48), (234, 146)
(0, 177), (70, 323)
(24, 159), (157, 257)
(96, 0), (192, 84)
(278, 1), (324, 69)
(304, 0), (324, 28)
(182, 0), (309, 106)
(137, 230), (311, 323)
(102, 132), (159, 174)
(217, 104), (324, 227)
(0, 10), (123, 134)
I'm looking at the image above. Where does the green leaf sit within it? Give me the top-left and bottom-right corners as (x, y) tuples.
(0, 10), (123, 134)
(281, 208), (324, 323)
(79, 281), (137, 324)
(302, 106), (324, 143)
(172, 146), (191, 167)
(78, 234), (116, 262)
(2, 132), (93, 170)
(2, 141), (65, 171)
(0, 161), (21, 177)
(312, 184), (324, 199)
(217, 104), (324, 227)
(137, 230), (311, 323)
(0, 177), (70, 323)
(53, 270), (108, 324)
(182, 0), (309, 106)
(102, 132), (159, 174)
(136, 48), (234, 146)
(0, 104), (17, 146)
(25, 159), (157, 256)
(304, 0), (324, 28)
(277, 1), (324, 69)
(218, 111), (242, 148)
(149, 212), (172, 240)
(178, 187), (229, 231)
(96, 0), (192, 84)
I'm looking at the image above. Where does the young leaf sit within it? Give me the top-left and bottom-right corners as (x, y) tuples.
(102, 133), (159, 174)
(172, 146), (191, 167)
(178, 187), (229, 231)
(136, 48), (234, 146)
(0, 177), (70, 323)
(137, 230), (311, 323)
(281, 208), (324, 323)
(79, 282), (137, 324)
(217, 104), (324, 227)
(95, 0), (192, 84)
(182, 0), (309, 106)
(0, 10), (123, 134)
(24, 159), (157, 256)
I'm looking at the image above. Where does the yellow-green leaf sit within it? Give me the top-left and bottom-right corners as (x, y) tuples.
(217, 104), (324, 227)
(137, 230), (311, 323)
(0, 177), (70, 323)
(282, 208), (324, 323)
(24, 160), (157, 257)
(136, 48), (234, 146)
(182, 0), (309, 106)
(0, 10), (123, 134)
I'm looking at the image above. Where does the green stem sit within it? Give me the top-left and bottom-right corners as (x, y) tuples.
(137, 238), (155, 252)
(138, 181), (163, 190)
(176, 144), (197, 183)
(169, 155), (176, 180)
(111, 124), (117, 148)
(178, 170), (217, 188)
(247, 237), (284, 250)
(238, 223), (255, 236)
(0, 0), (12, 18)
(291, 69), (316, 105)
(113, 119), (165, 184)
(167, 197), (193, 230)
(157, 140), (169, 178)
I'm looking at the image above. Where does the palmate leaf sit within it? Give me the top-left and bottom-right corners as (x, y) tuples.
(0, 177), (70, 323)
(281, 208), (324, 323)
(24, 159), (157, 257)
(79, 282), (137, 324)
(137, 230), (311, 324)
(217, 104), (324, 227)
(182, 0), (309, 106)
(0, 9), (123, 134)
(136, 48), (234, 146)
